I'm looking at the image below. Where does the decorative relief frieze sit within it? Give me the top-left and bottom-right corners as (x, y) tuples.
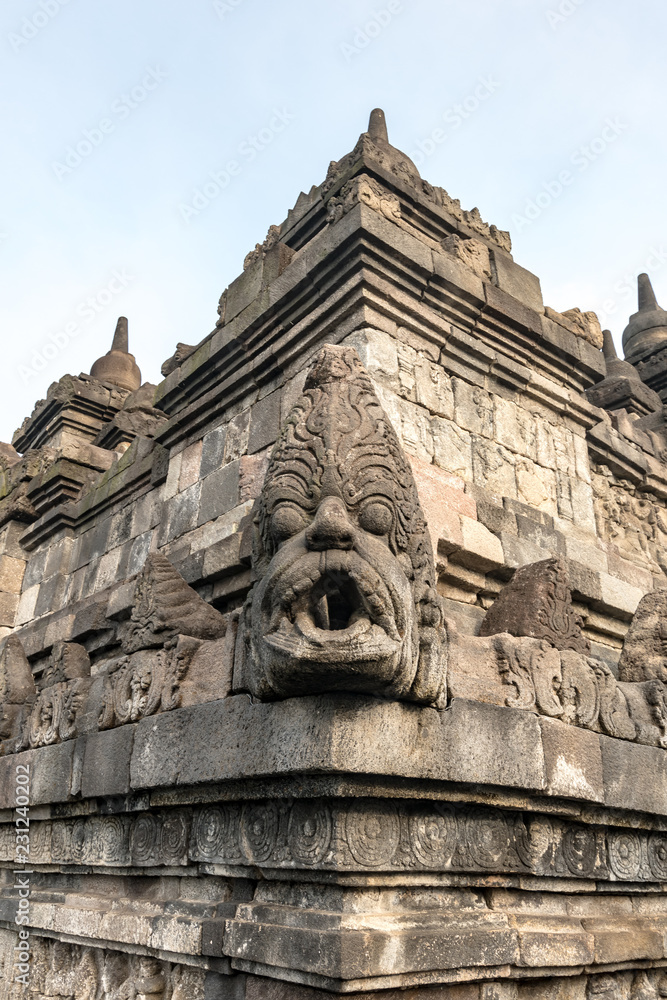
(0, 934), (205, 1000)
(4, 799), (667, 882)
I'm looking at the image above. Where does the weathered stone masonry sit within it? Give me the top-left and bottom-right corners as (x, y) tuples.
(3, 108), (667, 1000)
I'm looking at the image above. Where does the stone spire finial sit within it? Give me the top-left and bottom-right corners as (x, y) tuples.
(622, 273), (667, 363)
(111, 315), (129, 353)
(587, 328), (663, 415)
(602, 329), (640, 380)
(90, 317), (142, 392)
(368, 108), (389, 144)
(638, 272), (659, 311)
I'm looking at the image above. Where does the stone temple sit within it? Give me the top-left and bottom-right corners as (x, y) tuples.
(3, 108), (667, 1000)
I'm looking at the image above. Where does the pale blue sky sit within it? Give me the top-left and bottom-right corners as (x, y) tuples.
(1, 0), (665, 441)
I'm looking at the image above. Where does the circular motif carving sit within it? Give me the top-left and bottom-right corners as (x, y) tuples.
(465, 809), (510, 870)
(513, 815), (555, 871)
(563, 825), (597, 875)
(345, 800), (400, 867)
(287, 801), (332, 866)
(648, 833), (667, 879)
(409, 805), (456, 868)
(160, 812), (188, 865)
(131, 813), (159, 865)
(70, 818), (87, 863)
(51, 821), (68, 862)
(608, 830), (641, 879)
(241, 802), (279, 863)
(100, 817), (127, 864)
(192, 805), (242, 862)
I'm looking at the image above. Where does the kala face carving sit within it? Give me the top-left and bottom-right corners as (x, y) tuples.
(239, 344), (446, 704)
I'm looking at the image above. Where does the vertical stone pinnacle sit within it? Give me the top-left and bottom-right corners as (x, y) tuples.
(602, 330), (618, 362)
(638, 273), (659, 312)
(111, 316), (129, 354)
(368, 108), (388, 144)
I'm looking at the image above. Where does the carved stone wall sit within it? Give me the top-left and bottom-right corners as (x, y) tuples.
(2, 110), (667, 999)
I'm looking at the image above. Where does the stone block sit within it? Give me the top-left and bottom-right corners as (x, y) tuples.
(539, 718), (604, 802)
(199, 461), (241, 526)
(512, 915), (593, 967)
(203, 532), (243, 580)
(472, 438), (517, 502)
(29, 741), (75, 805)
(432, 417), (474, 481)
(476, 498), (517, 536)
(127, 530), (153, 577)
(492, 253), (544, 312)
(200, 424), (227, 480)
(239, 452), (270, 503)
(0, 520), (27, 559)
(598, 572), (644, 618)
(179, 440), (203, 491)
(580, 916), (663, 964)
(130, 694), (545, 793)
(0, 748), (35, 808)
(437, 699), (546, 790)
(107, 506), (135, 551)
(563, 537), (607, 574)
(453, 379), (494, 438)
(452, 515), (504, 572)
(515, 515), (564, 556)
(80, 725), (135, 799)
(163, 482), (202, 544)
(600, 734), (667, 815)
(498, 532), (545, 570)
(411, 458), (476, 519)
(248, 391), (281, 455)
(0, 591), (19, 627)
(151, 442), (170, 485)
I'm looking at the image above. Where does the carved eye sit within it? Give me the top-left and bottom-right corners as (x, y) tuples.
(271, 503), (307, 543)
(358, 501), (393, 535)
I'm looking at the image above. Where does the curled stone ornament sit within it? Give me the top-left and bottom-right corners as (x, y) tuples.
(101, 816), (128, 864)
(287, 801), (332, 866)
(131, 813), (159, 865)
(70, 817), (88, 863)
(345, 800), (400, 867)
(466, 809), (510, 870)
(51, 821), (69, 862)
(160, 812), (189, 865)
(191, 806), (241, 862)
(563, 825), (597, 876)
(647, 833), (667, 879)
(241, 802), (279, 863)
(408, 805), (456, 868)
(608, 830), (642, 879)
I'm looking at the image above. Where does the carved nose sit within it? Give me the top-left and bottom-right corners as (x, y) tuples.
(306, 497), (355, 550)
